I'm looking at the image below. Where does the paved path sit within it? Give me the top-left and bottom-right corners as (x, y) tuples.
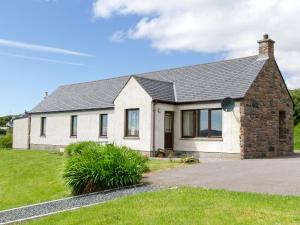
(0, 185), (157, 225)
(145, 154), (300, 196)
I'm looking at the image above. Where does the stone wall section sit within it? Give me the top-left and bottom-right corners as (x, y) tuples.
(240, 59), (294, 158)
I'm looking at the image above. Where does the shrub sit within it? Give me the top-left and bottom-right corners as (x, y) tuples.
(65, 141), (100, 156)
(0, 129), (6, 135)
(290, 89), (300, 124)
(63, 143), (149, 195)
(0, 134), (12, 149)
(180, 155), (200, 164)
(141, 154), (149, 163)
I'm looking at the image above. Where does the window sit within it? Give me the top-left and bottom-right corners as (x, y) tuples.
(182, 109), (222, 138)
(210, 109), (222, 137)
(182, 110), (195, 137)
(279, 111), (287, 139)
(70, 115), (78, 137)
(199, 110), (208, 137)
(40, 117), (46, 137)
(100, 114), (108, 137)
(125, 109), (139, 137)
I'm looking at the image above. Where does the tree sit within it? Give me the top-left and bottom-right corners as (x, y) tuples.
(290, 89), (300, 124)
(0, 116), (12, 127)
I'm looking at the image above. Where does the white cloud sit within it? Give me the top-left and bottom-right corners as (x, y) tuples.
(93, 0), (300, 89)
(0, 52), (85, 66)
(110, 31), (126, 43)
(0, 38), (92, 57)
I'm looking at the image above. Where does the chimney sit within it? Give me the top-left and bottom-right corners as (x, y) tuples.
(257, 34), (275, 58)
(44, 91), (48, 99)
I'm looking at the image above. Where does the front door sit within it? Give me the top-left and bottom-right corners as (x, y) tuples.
(164, 111), (174, 150)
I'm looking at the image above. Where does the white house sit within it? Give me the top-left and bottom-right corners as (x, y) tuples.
(13, 35), (294, 159)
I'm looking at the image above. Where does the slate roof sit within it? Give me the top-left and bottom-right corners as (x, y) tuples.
(134, 76), (176, 102)
(31, 76), (129, 113)
(30, 55), (267, 113)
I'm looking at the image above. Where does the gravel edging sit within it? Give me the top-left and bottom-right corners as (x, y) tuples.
(0, 184), (159, 225)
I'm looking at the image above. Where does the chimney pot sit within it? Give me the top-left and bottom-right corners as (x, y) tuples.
(263, 34), (269, 39)
(44, 91), (48, 99)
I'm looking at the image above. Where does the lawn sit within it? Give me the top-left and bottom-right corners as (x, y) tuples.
(0, 150), (183, 210)
(146, 159), (186, 172)
(24, 187), (300, 225)
(295, 123), (300, 150)
(0, 150), (69, 210)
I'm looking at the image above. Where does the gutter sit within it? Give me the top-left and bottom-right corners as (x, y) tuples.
(29, 107), (115, 115)
(27, 114), (31, 150)
(152, 100), (157, 157)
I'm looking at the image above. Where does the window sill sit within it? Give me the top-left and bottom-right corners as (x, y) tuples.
(279, 138), (287, 142)
(180, 137), (223, 141)
(40, 135), (46, 138)
(99, 136), (108, 139)
(123, 136), (140, 140)
(70, 136), (77, 139)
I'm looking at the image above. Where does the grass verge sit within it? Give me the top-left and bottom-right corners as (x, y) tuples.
(24, 187), (300, 225)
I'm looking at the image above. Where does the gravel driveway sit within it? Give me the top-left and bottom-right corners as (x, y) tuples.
(145, 153), (300, 196)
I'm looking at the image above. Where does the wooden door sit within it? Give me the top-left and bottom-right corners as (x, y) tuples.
(164, 111), (174, 149)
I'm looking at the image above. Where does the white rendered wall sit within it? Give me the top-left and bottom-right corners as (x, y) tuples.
(154, 102), (241, 154)
(13, 117), (29, 149)
(30, 109), (113, 147)
(113, 77), (153, 151)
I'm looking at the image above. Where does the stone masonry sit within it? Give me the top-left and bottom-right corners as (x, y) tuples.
(240, 58), (294, 158)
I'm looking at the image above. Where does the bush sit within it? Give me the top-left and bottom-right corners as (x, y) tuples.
(0, 129), (6, 135)
(65, 141), (100, 156)
(180, 155), (200, 164)
(0, 134), (12, 149)
(290, 89), (300, 124)
(63, 143), (149, 195)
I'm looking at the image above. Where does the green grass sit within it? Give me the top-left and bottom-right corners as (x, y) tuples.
(146, 159), (186, 172)
(295, 123), (300, 150)
(0, 150), (70, 210)
(0, 150), (183, 210)
(25, 187), (300, 225)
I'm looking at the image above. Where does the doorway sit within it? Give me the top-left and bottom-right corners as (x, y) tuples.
(164, 111), (174, 150)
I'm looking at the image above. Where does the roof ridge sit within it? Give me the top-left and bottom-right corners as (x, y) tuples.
(133, 75), (174, 84)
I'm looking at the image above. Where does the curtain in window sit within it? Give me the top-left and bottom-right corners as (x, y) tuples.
(127, 110), (139, 136)
(71, 116), (77, 136)
(41, 117), (46, 136)
(101, 114), (108, 136)
(182, 111), (194, 137)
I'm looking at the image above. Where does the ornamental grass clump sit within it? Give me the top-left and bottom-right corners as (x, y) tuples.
(63, 143), (148, 195)
(65, 141), (100, 156)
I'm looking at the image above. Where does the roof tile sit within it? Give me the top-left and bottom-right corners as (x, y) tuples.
(30, 55), (266, 113)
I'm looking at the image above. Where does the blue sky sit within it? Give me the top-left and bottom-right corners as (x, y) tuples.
(0, 0), (299, 116)
(0, 0), (217, 116)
